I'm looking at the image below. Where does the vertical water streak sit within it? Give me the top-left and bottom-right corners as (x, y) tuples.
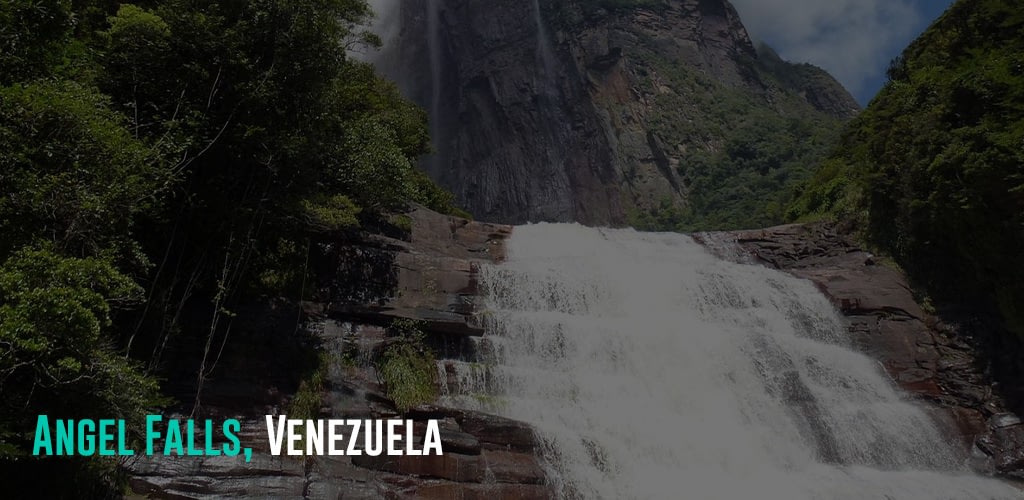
(426, 0), (443, 159)
(533, 0), (557, 82)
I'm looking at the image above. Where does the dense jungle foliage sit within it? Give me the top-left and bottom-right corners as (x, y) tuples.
(789, 0), (1024, 336)
(627, 43), (850, 231)
(0, 0), (459, 492)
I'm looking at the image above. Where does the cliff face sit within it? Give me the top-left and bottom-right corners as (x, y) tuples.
(373, 0), (858, 226)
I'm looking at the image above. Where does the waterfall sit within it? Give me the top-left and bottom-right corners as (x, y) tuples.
(426, 0), (443, 150)
(440, 223), (1021, 499)
(533, 0), (557, 81)
(360, 0), (446, 173)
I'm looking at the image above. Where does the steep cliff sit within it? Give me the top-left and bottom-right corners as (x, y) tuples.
(371, 0), (858, 227)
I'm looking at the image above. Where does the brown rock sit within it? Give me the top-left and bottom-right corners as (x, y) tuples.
(407, 406), (538, 452)
(414, 483), (553, 500)
(482, 450), (547, 484)
(352, 452), (484, 483)
(456, 412), (537, 452)
(430, 424), (483, 456)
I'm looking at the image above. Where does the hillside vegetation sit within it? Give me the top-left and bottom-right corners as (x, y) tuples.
(548, 0), (859, 231)
(0, 0), (457, 491)
(789, 0), (1024, 335)
(635, 44), (852, 231)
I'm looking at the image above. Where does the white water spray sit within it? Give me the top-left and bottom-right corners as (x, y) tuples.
(441, 224), (1020, 499)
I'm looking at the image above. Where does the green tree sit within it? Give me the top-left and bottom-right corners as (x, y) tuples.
(0, 1), (462, 492)
(0, 0), (74, 83)
(0, 81), (171, 268)
(0, 247), (163, 454)
(790, 0), (1024, 336)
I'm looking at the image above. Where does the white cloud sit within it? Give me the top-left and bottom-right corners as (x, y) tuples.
(729, 0), (923, 99)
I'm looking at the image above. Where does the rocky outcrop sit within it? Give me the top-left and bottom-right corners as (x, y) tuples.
(753, 44), (860, 119)
(126, 207), (552, 498)
(374, 0), (858, 225)
(696, 223), (1024, 480)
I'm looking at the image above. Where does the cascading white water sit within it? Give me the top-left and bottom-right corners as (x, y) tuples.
(440, 223), (1021, 499)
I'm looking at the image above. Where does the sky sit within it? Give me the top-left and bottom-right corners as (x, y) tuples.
(729, 0), (956, 105)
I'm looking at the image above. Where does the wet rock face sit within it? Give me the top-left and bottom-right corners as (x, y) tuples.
(127, 208), (553, 498)
(979, 417), (1024, 479)
(697, 223), (1024, 480)
(376, 0), (858, 225)
(382, 0), (623, 225)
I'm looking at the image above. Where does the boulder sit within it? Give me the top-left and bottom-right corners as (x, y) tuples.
(351, 453), (484, 483)
(482, 450), (547, 484)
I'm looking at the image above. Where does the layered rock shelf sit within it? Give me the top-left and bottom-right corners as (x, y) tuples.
(127, 207), (551, 499)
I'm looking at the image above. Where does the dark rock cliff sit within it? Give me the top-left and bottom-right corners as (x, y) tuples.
(372, 0), (859, 225)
